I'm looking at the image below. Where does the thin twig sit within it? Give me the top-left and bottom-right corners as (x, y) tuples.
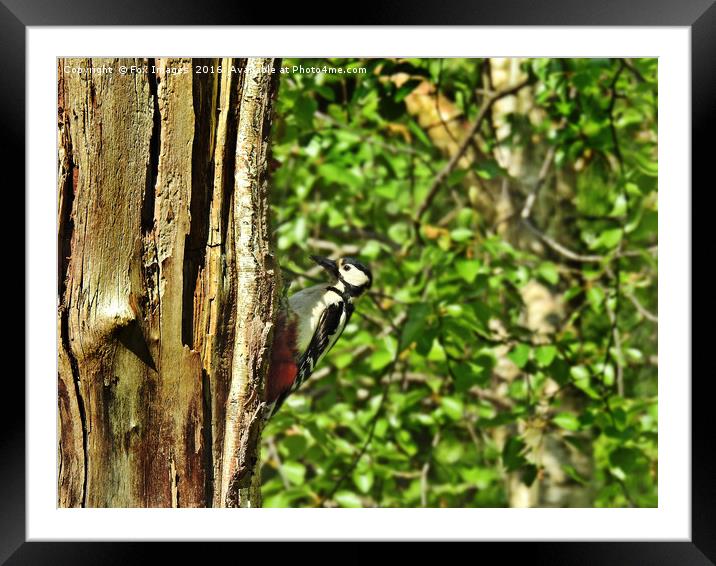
(606, 299), (625, 397)
(400, 371), (515, 410)
(624, 290), (658, 323)
(433, 59), (461, 146)
(600, 255), (624, 398)
(414, 77), (531, 224)
(322, 365), (397, 504)
(621, 58), (646, 84)
(323, 226), (401, 251)
(420, 431), (441, 507)
(471, 385), (515, 410)
(281, 266), (323, 284)
(603, 62), (629, 397)
(619, 246), (658, 258)
(314, 111), (422, 156)
(267, 437), (290, 489)
(521, 219), (606, 263)
(519, 118), (567, 221)
(517, 122), (606, 264)
(607, 60), (627, 175)
(464, 419), (484, 452)
(307, 237), (360, 256)
(320, 294), (407, 505)
(520, 144), (558, 220)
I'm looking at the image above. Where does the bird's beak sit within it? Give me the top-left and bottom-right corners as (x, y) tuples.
(310, 255), (339, 278)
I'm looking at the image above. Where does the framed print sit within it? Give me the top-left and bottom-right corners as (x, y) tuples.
(11, 0), (712, 563)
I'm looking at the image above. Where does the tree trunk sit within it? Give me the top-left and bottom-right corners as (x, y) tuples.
(57, 57), (280, 508)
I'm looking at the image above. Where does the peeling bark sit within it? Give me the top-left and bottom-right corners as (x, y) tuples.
(57, 57), (280, 508)
(220, 58), (281, 508)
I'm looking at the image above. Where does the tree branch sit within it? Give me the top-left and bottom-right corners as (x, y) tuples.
(624, 290), (658, 323)
(415, 77), (531, 224)
(521, 219), (606, 263)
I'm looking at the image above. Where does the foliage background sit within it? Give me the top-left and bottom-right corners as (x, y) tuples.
(261, 58), (658, 508)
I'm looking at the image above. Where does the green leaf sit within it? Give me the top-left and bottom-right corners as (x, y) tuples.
(281, 461), (306, 485)
(435, 438), (465, 464)
(609, 447), (643, 472)
(314, 84), (335, 101)
(373, 418), (389, 439)
(387, 222), (410, 245)
(520, 464), (538, 487)
(394, 79), (422, 102)
(361, 240), (384, 259)
(374, 183), (400, 200)
(444, 304), (464, 317)
(408, 118), (433, 147)
(587, 287), (606, 312)
(334, 491), (363, 508)
(396, 429), (418, 455)
(570, 365), (590, 381)
(534, 345), (557, 367)
(548, 357), (571, 385)
(552, 412), (581, 431)
(452, 362), (488, 392)
(562, 464), (588, 485)
(625, 348), (644, 363)
(459, 467), (499, 489)
(610, 466), (627, 481)
(427, 339), (447, 362)
(456, 259), (482, 283)
(450, 228), (474, 243)
(590, 228), (622, 250)
(570, 366), (601, 400)
(293, 95), (317, 128)
(610, 194), (627, 217)
(508, 343), (531, 369)
(319, 163), (362, 188)
(333, 352), (354, 369)
(353, 468), (374, 494)
(281, 436), (308, 459)
(370, 348), (393, 371)
(264, 493), (291, 508)
(537, 262), (559, 285)
(612, 407), (628, 430)
(441, 397), (464, 421)
(447, 169), (469, 186)
(401, 303), (431, 348)
(475, 160), (504, 180)
(370, 336), (398, 371)
(632, 148), (658, 177)
(502, 437), (528, 471)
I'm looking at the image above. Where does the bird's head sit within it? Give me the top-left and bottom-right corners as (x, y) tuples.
(310, 255), (372, 296)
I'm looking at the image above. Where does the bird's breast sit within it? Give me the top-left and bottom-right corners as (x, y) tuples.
(289, 285), (347, 352)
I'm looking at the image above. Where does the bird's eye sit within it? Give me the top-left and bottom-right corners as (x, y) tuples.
(343, 265), (351, 271)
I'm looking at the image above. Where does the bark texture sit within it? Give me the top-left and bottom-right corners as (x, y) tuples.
(57, 57), (280, 508)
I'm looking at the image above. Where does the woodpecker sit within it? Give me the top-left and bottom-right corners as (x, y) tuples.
(265, 255), (373, 419)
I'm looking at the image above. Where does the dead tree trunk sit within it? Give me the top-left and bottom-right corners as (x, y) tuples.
(57, 57), (280, 508)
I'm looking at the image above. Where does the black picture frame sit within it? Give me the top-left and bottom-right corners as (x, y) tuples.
(9, 1), (711, 563)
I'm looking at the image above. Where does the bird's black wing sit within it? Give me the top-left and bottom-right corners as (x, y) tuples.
(294, 300), (345, 390)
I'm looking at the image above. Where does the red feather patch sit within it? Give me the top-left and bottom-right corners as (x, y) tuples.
(266, 313), (299, 404)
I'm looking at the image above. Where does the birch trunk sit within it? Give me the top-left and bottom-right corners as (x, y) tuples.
(57, 57), (280, 508)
